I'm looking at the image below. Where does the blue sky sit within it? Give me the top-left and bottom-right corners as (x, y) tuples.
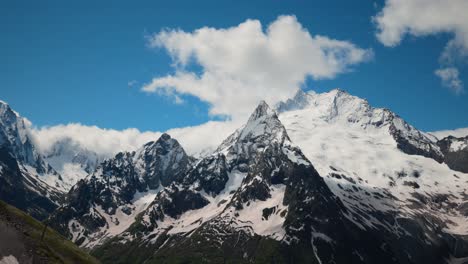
(1, 0), (467, 132)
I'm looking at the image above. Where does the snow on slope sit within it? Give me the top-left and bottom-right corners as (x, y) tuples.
(44, 89), (468, 260)
(0, 100), (67, 193)
(97, 101), (321, 248)
(277, 89), (468, 235)
(146, 170), (247, 238)
(42, 138), (102, 190)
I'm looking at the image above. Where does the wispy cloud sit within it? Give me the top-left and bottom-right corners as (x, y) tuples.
(127, 80), (138, 88)
(434, 67), (464, 94)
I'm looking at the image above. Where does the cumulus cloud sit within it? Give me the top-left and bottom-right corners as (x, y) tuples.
(374, 0), (468, 93)
(30, 120), (241, 159)
(142, 15), (372, 120)
(374, 0), (468, 48)
(434, 67), (464, 94)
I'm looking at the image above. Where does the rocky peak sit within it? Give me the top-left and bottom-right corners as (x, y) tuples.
(216, 101), (290, 169)
(277, 89), (445, 163)
(0, 101), (64, 219)
(0, 101), (33, 160)
(134, 133), (190, 187)
(44, 137), (100, 175)
(0, 100), (20, 122)
(159, 132), (171, 141)
(238, 101), (288, 144)
(49, 133), (192, 238)
(139, 133), (181, 158)
(0, 101), (57, 176)
(275, 89), (311, 113)
(87, 133), (190, 196)
(247, 100), (275, 121)
(182, 101), (298, 197)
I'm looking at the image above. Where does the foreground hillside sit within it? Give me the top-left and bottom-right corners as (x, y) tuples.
(0, 200), (99, 264)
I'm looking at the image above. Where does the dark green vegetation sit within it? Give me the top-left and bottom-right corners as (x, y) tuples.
(0, 200), (99, 264)
(91, 231), (317, 264)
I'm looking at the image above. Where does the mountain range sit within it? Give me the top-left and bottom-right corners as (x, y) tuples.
(0, 89), (467, 264)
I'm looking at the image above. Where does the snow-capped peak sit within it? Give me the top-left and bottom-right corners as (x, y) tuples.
(0, 100), (58, 174)
(158, 132), (171, 141)
(43, 137), (101, 189)
(134, 133), (189, 182)
(0, 101), (30, 150)
(218, 101), (289, 154)
(0, 100), (65, 218)
(247, 100), (276, 122)
(275, 88), (312, 113)
(0, 100), (20, 120)
(135, 133), (186, 165)
(276, 89), (444, 162)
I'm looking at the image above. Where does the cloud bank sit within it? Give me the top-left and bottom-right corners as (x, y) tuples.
(31, 124), (162, 158)
(31, 121), (241, 159)
(374, 0), (468, 93)
(430, 127), (468, 139)
(142, 15), (372, 120)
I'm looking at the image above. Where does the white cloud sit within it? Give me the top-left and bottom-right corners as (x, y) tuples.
(30, 120), (241, 159)
(142, 15), (372, 120)
(166, 120), (242, 156)
(434, 67), (464, 94)
(374, 0), (468, 93)
(430, 127), (468, 139)
(374, 0), (468, 48)
(31, 124), (162, 158)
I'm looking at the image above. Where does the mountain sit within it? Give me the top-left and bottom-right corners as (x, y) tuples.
(277, 89), (444, 163)
(89, 101), (364, 263)
(0, 102), (50, 174)
(43, 137), (102, 189)
(276, 89), (468, 262)
(49, 95), (468, 264)
(0, 101), (64, 220)
(1, 89), (467, 263)
(48, 133), (192, 247)
(0, 200), (99, 264)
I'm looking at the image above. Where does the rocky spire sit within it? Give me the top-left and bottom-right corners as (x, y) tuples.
(247, 100), (276, 121)
(275, 89), (311, 113)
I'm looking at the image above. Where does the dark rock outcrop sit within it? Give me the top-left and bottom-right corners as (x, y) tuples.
(438, 135), (468, 173)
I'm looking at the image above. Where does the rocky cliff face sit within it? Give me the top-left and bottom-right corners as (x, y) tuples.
(437, 135), (468, 173)
(0, 101), (49, 173)
(0, 101), (64, 220)
(48, 133), (191, 247)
